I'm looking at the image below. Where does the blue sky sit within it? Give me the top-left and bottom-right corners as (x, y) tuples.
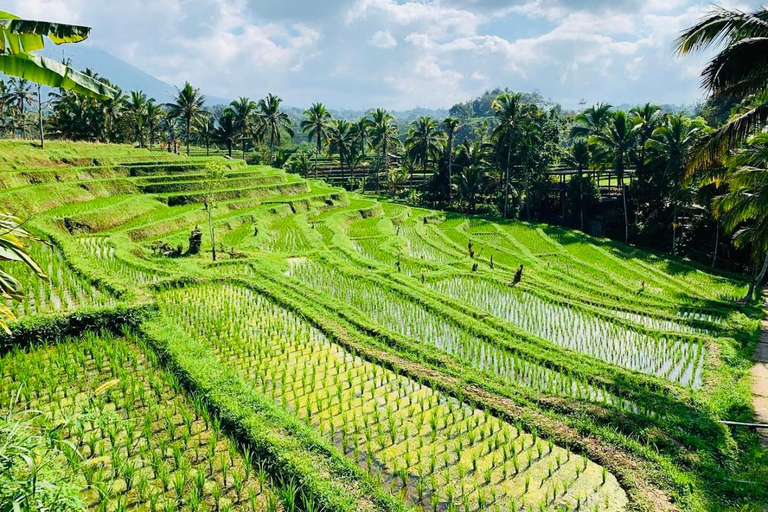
(7, 0), (760, 110)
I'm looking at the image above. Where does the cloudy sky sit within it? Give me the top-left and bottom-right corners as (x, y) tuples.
(7, 0), (758, 110)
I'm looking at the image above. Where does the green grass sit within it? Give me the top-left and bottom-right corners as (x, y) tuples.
(0, 140), (765, 512)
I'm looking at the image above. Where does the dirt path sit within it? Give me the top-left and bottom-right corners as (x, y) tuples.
(752, 291), (768, 448)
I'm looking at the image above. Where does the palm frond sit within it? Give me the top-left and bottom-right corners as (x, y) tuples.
(701, 37), (768, 97)
(676, 7), (768, 55)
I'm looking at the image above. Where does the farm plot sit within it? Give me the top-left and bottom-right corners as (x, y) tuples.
(399, 225), (456, 264)
(1, 242), (114, 318)
(428, 276), (705, 387)
(75, 237), (168, 285)
(0, 331), (283, 511)
(159, 283), (628, 512)
(286, 259), (629, 409)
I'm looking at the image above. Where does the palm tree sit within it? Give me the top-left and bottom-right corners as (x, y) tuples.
(100, 85), (127, 142)
(645, 114), (702, 253)
(194, 115), (216, 156)
(327, 119), (354, 184)
(591, 111), (636, 243)
(443, 117), (461, 203)
(570, 102), (613, 140)
(229, 97), (259, 159)
(258, 93), (293, 164)
(126, 90), (148, 148)
(7, 78), (35, 138)
(676, 6), (768, 171)
(145, 100), (163, 151)
(457, 165), (488, 213)
(213, 112), (236, 157)
(370, 108), (398, 193)
(406, 116), (444, 190)
(564, 140), (591, 230)
(351, 116), (371, 157)
(300, 103), (332, 179)
(165, 81), (206, 156)
(630, 103), (662, 175)
(492, 92), (531, 218)
(713, 133), (768, 301)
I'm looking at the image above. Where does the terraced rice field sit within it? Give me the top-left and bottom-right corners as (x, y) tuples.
(1, 141), (765, 512)
(1, 332), (283, 511)
(159, 283), (626, 511)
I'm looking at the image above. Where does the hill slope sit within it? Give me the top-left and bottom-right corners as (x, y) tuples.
(0, 140), (765, 512)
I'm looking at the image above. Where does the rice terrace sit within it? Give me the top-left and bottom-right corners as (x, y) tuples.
(1, 4), (768, 512)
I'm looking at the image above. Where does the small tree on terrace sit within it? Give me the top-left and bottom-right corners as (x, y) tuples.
(203, 163), (226, 261)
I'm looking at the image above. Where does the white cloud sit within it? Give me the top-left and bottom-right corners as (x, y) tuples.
(3, 0), (738, 110)
(369, 30), (397, 48)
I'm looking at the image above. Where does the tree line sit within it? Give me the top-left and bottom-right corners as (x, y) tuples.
(1, 5), (765, 300)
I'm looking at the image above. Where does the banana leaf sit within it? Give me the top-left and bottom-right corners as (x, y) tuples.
(0, 11), (90, 54)
(0, 52), (115, 99)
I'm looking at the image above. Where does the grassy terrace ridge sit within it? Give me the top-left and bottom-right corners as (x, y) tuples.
(0, 140), (765, 512)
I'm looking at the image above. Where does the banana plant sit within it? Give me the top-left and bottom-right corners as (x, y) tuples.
(0, 213), (48, 333)
(0, 11), (115, 100)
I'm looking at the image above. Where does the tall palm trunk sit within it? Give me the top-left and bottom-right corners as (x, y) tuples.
(746, 249), (768, 302)
(186, 117), (191, 156)
(672, 202), (678, 254)
(622, 182), (629, 244)
(525, 162), (531, 221)
(447, 140), (453, 204)
(579, 169), (584, 231)
(315, 135), (321, 179)
(37, 84), (44, 149)
(503, 142), (512, 218)
(20, 97), (25, 139)
(711, 220), (720, 268)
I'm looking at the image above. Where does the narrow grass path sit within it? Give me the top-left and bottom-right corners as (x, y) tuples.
(753, 291), (768, 449)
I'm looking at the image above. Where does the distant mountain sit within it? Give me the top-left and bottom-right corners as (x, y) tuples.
(30, 44), (233, 106)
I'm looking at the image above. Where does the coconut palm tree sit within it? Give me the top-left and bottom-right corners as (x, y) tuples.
(457, 165), (488, 214)
(645, 114), (703, 253)
(406, 116), (444, 190)
(492, 92), (532, 218)
(676, 6), (768, 170)
(100, 84), (127, 142)
(570, 102), (613, 141)
(443, 117), (461, 203)
(258, 93), (293, 164)
(300, 103), (332, 179)
(229, 97), (259, 159)
(194, 115), (216, 156)
(165, 81), (206, 156)
(126, 90), (148, 148)
(327, 119), (355, 184)
(591, 111), (636, 243)
(370, 108), (398, 193)
(145, 100), (163, 152)
(713, 133), (768, 301)
(213, 112), (236, 157)
(564, 140), (591, 231)
(7, 78), (35, 138)
(631, 103), (662, 175)
(351, 116), (371, 157)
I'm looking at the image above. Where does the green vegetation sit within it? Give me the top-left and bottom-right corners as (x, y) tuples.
(1, 6), (767, 512)
(0, 139), (763, 512)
